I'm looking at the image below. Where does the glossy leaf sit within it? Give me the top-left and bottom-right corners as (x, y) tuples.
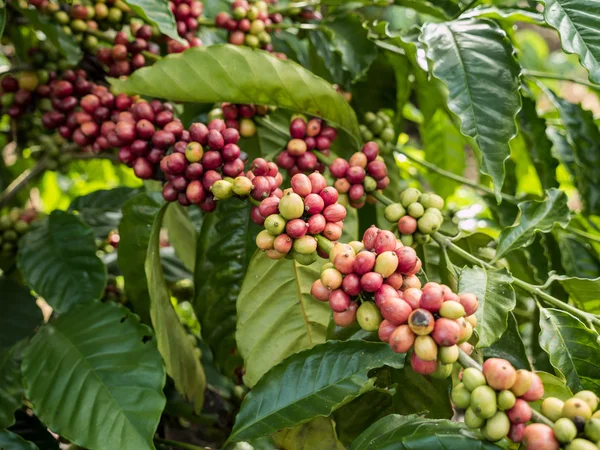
(518, 96), (558, 190)
(254, 111), (292, 160)
(69, 187), (141, 239)
(18, 7), (81, 65)
(0, 277), (41, 350)
(236, 251), (331, 387)
(555, 232), (600, 279)
(17, 211), (107, 314)
(228, 340), (405, 443)
(319, 14), (378, 83)
(552, 276), (600, 314)
(0, 430), (37, 450)
(421, 109), (466, 199)
(351, 414), (501, 450)
(547, 91), (600, 214)
(123, 0), (181, 42)
(21, 301), (166, 450)
(194, 199), (260, 376)
(0, 346), (22, 429)
(461, 6), (543, 24)
(111, 45), (361, 150)
(458, 266), (516, 348)
(484, 313), (531, 370)
(543, 0), (600, 84)
(163, 203), (197, 272)
(421, 19), (521, 199)
(118, 193), (163, 324)
(146, 204), (206, 412)
(334, 390), (393, 445)
(389, 365), (453, 419)
(539, 308), (600, 395)
(495, 188), (570, 260)
(272, 417), (345, 450)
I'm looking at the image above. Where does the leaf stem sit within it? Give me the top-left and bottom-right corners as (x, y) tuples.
(0, 159), (47, 208)
(154, 437), (206, 450)
(370, 190), (393, 206)
(522, 69), (600, 91)
(431, 231), (600, 328)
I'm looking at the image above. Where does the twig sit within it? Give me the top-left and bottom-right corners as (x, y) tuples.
(0, 159), (47, 208)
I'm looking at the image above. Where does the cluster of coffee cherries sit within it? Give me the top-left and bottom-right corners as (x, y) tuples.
(452, 359), (545, 444)
(96, 25), (159, 77)
(329, 141), (389, 208)
(102, 275), (126, 303)
(0, 208), (38, 256)
(213, 102), (271, 138)
(255, 172), (346, 265)
(27, 0), (130, 50)
(1, 73), (42, 119)
(536, 390), (600, 450)
(287, 5), (322, 21)
(40, 69), (137, 155)
(275, 116), (336, 176)
(170, 0), (204, 42)
(215, 0), (283, 55)
(360, 110), (396, 153)
(96, 230), (120, 255)
(384, 187), (444, 247)
(158, 119), (249, 210)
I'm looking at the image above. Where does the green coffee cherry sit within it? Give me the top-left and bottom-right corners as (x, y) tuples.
(364, 112), (377, 124)
(471, 385), (498, 419)
(357, 302), (383, 331)
(14, 220), (29, 234)
(451, 383), (471, 409)
(292, 250), (317, 266)
(400, 188), (421, 207)
(563, 398), (593, 420)
(264, 214), (286, 235)
(293, 235), (317, 255)
(370, 117), (385, 134)
(417, 212), (442, 234)
(439, 345), (459, 364)
(414, 232), (430, 245)
(256, 230), (275, 251)
(565, 438), (597, 450)
(211, 180), (233, 200)
(407, 202), (424, 218)
(400, 234), (413, 247)
(363, 176), (377, 193)
(384, 203), (406, 222)
(279, 193), (304, 220)
(497, 390), (516, 411)
(575, 391), (599, 412)
(439, 301), (465, 319)
(584, 418), (600, 442)
(484, 412), (510, 442)
(232, 176), (253, 196)
(430, 361), (453, 379)
(464, 407), (485, 429)
(542, 397), (565, 422)
(381, 127), (395, 143)
(420, 193), (444, 209)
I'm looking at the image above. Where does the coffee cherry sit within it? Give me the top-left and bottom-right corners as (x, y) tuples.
(471, 385), (498, 419)
(356, 302), (383, 331)
(522, 424), (559, 450)
(562, 398), (592, 420)
(484, 411), (510, 442)
(465, 407), (486, 429)
(410, 352), (437, 375)
(541, 397), (565, 422)
(463, 367), (487, 391)
(333, 302), (358, 327)
(408, 308), (434, 335)
(521, 372), (544, 402)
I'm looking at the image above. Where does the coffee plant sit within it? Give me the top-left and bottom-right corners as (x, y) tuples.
(1, 0), (600, 449)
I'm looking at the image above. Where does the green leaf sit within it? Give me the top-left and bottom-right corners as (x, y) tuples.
(421, 19), (521, 199)
(272, 417), (345, 450)
(228, 340), (405, 443)
(539, 308), (600, 395)
(334, 390), (393, 445)
(0, 429), (37, 450)
(543, 0), (600, 84)
(350, 414), (501, 450)
(254, 110), (292, 159)
(236, 251), (331, 387)
(555, 232), (600, 279)
(194, 199), (260, 376)
(21, 301), (166, 450)
(458, 266), (516, 348)
(122, 0), (181, 42)
(118, 193), (163, 324)
(0, 277), (41, 350)
(146, 204), (206, 412)
(0, 6), (6, 39)
(494, 188), (570, 260)
(318, 14), (378, 83)
(69, 187), (141, 239)
(389, 365), (453, 419)
(163, 203), (197, 272)
(460, 6), (543, 24)
(395, 0), (460, 18)
(552, 276), (600, 314)
(18, 7), (82, 65)
(110, 45), (361, 150)
(0, 346), (22, 429)
(484, 312), (531, 370)
(420, 108), (466, 199)
(518, 96), (558, 190)
(17, 211), (107, 314)
(546, 91), (600, 215)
